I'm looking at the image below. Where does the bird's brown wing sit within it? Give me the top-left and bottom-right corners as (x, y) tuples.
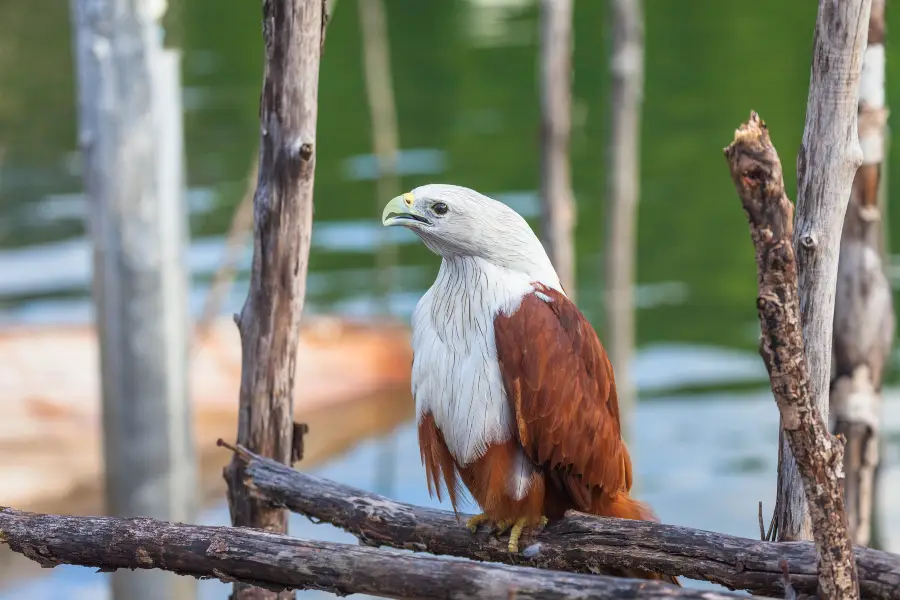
(493, 284), (631, 504)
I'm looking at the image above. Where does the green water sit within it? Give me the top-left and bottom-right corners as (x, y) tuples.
(4, 3), (900, 597)
(0, 1), (896, 362)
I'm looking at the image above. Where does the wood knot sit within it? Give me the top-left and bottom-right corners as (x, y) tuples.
(799, 234), (816, 250)
(299, 143), (313, 161)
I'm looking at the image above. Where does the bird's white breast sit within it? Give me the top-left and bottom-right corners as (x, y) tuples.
(410, 256), (534, 467)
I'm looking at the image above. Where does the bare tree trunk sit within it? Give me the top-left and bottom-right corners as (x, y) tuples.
(69, 2), (196, 599)
(222, 1), (326, 599)
(725, 112), (860, 600)
(831, 0), (894, 547)
(538, 0), (576, 298)
(775, 0), (872, 544)
(604, 0), (643, 439)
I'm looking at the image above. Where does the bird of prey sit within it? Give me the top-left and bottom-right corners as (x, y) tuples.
(382, 184), (679, 584)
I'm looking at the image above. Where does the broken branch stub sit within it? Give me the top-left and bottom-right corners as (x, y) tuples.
(724, 111), (859, 600)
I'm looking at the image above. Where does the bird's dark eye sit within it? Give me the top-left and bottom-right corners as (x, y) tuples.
(432, 202), (449, 216)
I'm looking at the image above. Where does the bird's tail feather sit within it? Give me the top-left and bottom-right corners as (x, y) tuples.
(593, 490), (660, 522)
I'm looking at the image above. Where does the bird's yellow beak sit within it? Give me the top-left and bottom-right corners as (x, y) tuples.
(382, 192), (429, 227)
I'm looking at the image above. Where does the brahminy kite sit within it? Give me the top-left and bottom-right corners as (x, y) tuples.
(382, 184), (678, 584)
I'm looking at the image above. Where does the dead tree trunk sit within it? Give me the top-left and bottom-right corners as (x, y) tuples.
(774, 0), (873, 544)
(222, 1), (326, 599)
(538, 0), (576, 297)
(725, 112), (860, 600)
(604, 0), (644, 439)
(831, 0), (894, 548)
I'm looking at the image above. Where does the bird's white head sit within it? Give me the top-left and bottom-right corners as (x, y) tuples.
(381, 184), (560, 284)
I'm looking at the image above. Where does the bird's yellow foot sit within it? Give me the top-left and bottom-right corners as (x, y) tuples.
(465, 513), (491, 533)
(466, 514), (513, 534)
(507, 516), (549, 553)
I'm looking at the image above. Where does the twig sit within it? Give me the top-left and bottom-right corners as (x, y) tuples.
(226, 443), (900, 599)
(780, 560), (797, 600)
(0, 508), (762, 600)
(724, 111), (860, 600)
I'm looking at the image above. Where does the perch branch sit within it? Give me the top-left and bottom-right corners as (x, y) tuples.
(724, 112), (860, 600)
(221, 442), (900, 599)
(0, 508), (760, 600)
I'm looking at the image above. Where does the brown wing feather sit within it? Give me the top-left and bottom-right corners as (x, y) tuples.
(494, 284), (630, 498)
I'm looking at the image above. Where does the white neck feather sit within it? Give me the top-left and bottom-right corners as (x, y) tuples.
(410, 256), (560, 469)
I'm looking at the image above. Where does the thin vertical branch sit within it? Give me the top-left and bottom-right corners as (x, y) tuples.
(775, 0), (872, 544)
(357, 0), (401, 496)
(538, 0), (576, 298)
(831, 0), (894, 547)
(604, 0), (644, 439)
(358, 0), (401, 314)
(222, 1), (326, 599)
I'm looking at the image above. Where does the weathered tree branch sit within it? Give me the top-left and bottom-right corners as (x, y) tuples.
(724, 112), (860, 600)
(223, 1), (327, 599)
(775, 0), (872, 547)
(222, 442), (900, 599)
(0, 508), (762, 600)
(832, 0), (895, 547)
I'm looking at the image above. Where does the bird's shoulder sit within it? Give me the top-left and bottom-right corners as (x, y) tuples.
(493, 283), (627, 492)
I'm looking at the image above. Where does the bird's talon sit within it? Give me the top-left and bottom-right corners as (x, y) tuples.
(506, 516), (548, 553)
(466, 513), (490, 533)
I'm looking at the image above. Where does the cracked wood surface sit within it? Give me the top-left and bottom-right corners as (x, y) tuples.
(0, 508), (760, 600)
(227, 443), (900, 599)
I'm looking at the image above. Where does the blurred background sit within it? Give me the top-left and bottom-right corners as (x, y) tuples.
(1, 0), (899, 598)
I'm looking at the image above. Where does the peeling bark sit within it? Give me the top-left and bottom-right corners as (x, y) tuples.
(725, 112), (860, 600)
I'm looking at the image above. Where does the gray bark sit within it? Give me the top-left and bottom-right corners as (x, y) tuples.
(604, 0), (644, 438)
(225, 442), (900, 599)
(222, 1), (327, 599)
(538, 0), (576, 297)
(0, 508), (761, 600)
(68, 1), (196, 599)
(831, 0), (894, 547)
(776, 0), (873, 546)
